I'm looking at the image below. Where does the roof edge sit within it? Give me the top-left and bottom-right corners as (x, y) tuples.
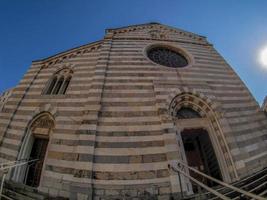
(32, 40), (103, 63)
(106, 22), (206, 38)
(106, 22), (161, 32)
(32, 22), (207, 64)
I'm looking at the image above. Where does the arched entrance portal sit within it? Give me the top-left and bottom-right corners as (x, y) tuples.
(181, 128), (222, 188)
(12, 112), (54, 187)
(25, 137), (49, 187)
(167, 91), (237, 184)
(174, 106), (223, 191)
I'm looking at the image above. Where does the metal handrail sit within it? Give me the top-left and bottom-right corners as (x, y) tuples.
(0, 159), (39, 171)
(169, 163), (230, 200)
(0, 159), (28, 168)
(0, 194), (13, 200)
(0, 159), (39, 200)
(178, 160), (266, 200)
(169, 160), (266, 200)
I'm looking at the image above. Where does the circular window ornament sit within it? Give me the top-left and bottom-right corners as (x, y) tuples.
(147, 46), (189, 68)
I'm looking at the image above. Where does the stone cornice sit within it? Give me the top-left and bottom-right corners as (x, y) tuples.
(32, 40), (103, 68)
(106, 22), (207, 42)
(111, 37), (212, 47)
(31, 23), (211, 69)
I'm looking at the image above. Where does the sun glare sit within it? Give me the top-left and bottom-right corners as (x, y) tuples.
(260, 46), (267, 68)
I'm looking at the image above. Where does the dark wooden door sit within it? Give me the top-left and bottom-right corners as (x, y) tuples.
(181, 128), (222, 191)
(183, 138), (207, 186)
(26, 138), (48, 187)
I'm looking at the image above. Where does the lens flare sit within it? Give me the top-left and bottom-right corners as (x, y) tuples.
(260, 46), (267, 68)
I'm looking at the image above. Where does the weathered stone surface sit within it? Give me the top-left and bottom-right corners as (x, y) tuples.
(0, 22), (267, 200)
(159, 187), (171, 194)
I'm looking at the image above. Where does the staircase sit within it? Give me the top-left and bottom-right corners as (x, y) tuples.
(1, 181), (47, 200)
(1, 167), (266, 199)
(0, 159), (48, 200)
(1, 180), (68, 200)
(182, 167), (267, 200)
(0, 160), (67, 200)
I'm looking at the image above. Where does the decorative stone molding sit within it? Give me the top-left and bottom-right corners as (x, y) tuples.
(109, 23), (205, 43)
(148, 30), (167, 39)
(31, 115), (54, 130)
(31, 104), (57, 121)
(165, 87), (238, 181)
(166, 87), (221, 118)
(52, 65), (74, 79)
(31, 114), (55, 138)
(12, 108), (55, 183)
(55, 63), (74, 72)
(144, 43), (195, 69)
(28, 105), (56, 137)
(40, 42), (101, 69)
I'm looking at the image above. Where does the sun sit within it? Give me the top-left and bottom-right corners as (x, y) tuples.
(260, 46), (267, 68)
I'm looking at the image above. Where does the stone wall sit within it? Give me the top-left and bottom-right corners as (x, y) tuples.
(0, 88), (13, 112)
(262, 96), (267, 112)
(0, 23), (267, 199)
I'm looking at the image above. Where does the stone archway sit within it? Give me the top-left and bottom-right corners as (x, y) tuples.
(12, 112), (55, 187)
(167, 89), (237, 183)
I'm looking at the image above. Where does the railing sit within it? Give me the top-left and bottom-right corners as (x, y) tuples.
(169, 160), (266, 200)
(0, 159), (39, 200)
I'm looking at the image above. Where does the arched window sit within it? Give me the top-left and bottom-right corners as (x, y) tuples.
(60, 76), (71, 94)
(52, 76), (64, 94)
(46, 76), (57, 94)
(43, 68), (73, 95)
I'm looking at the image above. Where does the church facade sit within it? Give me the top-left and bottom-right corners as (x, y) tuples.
(0, 23), (266, 199)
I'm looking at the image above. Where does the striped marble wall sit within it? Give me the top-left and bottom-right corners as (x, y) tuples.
(0, 23), (266, 199)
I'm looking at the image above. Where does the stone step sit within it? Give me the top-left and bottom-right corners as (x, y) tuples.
(258, 189), (267, 196)
(210, 168), (267, 197)
(3, 181), (47, 200)
(2, 181), (69, 200)
(4, 188), (36, 200)
(182, 167), (267, 200)
(232, 181), (267, 200)
(232, 178), (267, 199)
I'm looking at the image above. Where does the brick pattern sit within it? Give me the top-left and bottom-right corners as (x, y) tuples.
(0, 23), (267, 199)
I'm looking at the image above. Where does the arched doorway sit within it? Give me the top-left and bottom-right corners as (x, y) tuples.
(167, 91), (237, 183)
(175, 107), (223, 191)
(25, 137), (49, 187)
(12, 113), (54, 187)
(181, 128), (222, 187)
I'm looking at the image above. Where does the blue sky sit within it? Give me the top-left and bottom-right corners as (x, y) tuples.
(0, 0), (267, 105)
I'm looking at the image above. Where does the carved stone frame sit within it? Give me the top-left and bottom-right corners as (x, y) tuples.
(166, 88), (238, 181)
(174, 117), (232, 183)
(11, 104), (56, 188)
(154, 86), (239, 196)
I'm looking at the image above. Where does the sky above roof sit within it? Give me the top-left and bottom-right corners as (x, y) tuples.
(0, 0), (267, 105)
